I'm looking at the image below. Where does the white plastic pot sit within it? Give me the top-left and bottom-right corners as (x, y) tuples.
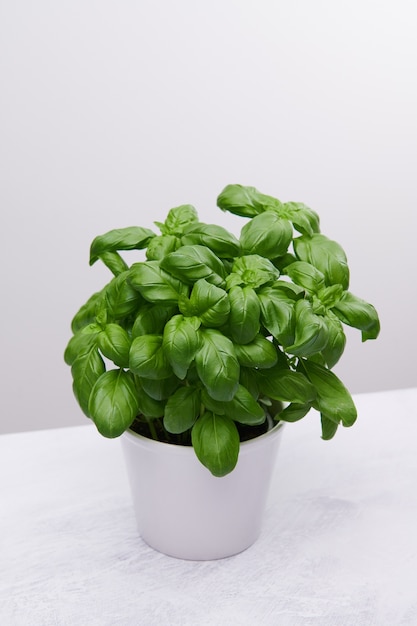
(121, 422), (284, 560)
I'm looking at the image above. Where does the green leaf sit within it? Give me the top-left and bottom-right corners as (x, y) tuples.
(163, 386), (201, 434)
(320, 312), (346, 368)
(138, 375), (180, 401)
(317, 284), (344, 308)
(135, 377), (166, 417)
(104, 271), (143, 319)
(129, 334), (172, 379)
(217, 184), (281, 218)
(181, 279), (230, 328)
(71, 347), (105, 417)
(284, 261), (326, 294)
(285, 299), (329, 357)
(228, 286), (260, 344)
(294, 233), (349, 289)
(321, 414), (339, 440)
(163, 315), (201, 379)
(97, 251), (129, 276)
(195, 329), (240, 401)
(282, 202), (320, 236)
(157, 204), (199, 236)
(64, 323), (101, 366)
(128, 260), (188, 303)
(224, 384), (265, 425)
(228, 255), (279, 290)
(160, 245), (226, 287)
(258, 286), (296, 346)
(97, 323), (131, 368)
(181, 223), (240, 258)
(331, 291), (380, 341)
(146, 235), (179, 260)
(233, 336), (278, 369)
(191, 412), (240, 477)
(301, 360), (357, 426)
(258, 365), (317, 404)
(131, 303), (178, 337)
(71, 290), (104, 333)
(89, 226), (156, 265)
(278, 402), (312, 423)
(88, 369), (139, 438)
(240, 211), (293, 259)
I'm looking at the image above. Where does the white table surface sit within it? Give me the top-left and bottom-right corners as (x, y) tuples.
(1, 387), (416, 626)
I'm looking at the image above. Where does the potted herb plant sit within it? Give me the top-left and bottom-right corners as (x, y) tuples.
(64, 184), (380, 560)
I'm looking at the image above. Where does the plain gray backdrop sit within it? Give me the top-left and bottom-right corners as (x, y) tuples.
(1, 0), (416, 434)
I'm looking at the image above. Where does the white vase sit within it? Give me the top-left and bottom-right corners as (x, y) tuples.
(121, 422), (284, 560)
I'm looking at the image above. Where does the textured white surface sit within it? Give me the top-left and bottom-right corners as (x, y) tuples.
(1, 388), (416, 626)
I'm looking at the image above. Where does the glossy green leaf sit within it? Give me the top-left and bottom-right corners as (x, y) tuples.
(224, 384), (265, 425)
(286, 299), (329, 357)
(71, 347), (105, 417)
(160, 245), (226, 287)
(131, 303), (178, 338)
(163, 315), (201, 379)
(301, 360), (357, 426)
(321, 414), (339, 440)
(138, 375), (180, 401)
(64, 323), (101, 366)
(282, 202), (320, 236)
(128, 261), (188, 303)
(191, 412), (240, 477)
(217, 184), (281, 218)
(317, 284), (344, 308)
(97, 251), (129, 276)
(104, 271), (143, 319)
(156, 204), (199, 236)
(97, 323), (131, 368)
(195, 329), (240, 401)
(258, 365), (317, 404)
(233, 335), (278, 369)
(181, 223), (240, 258)
(320, 312), (346, 368)
(228, 286), (260, 344)
(285, 261), (326, 294)
(129, 334), (172, 379)
(88, 369), (139, 437)
(71, 290), (104, 333)
(240, 211), (293, 259)
(331, 291), (380, 341)
(228, 255), (279, 290)
(146, 235), (179, 260)
(294, 234), (349, 289)
(258, 286), (296, 346)
(278, 402), (312, 423)
(135, 377), (166, 417)
(163, 386), (201, 434)
(89, 227), (156, 265)
(181, 279), (230, 328)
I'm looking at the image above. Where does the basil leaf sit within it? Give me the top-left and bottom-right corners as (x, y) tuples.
(240, 211), (293, 259)
(228, 286), (260, 344)
(97, 251), (129, 276)
(131, 303), (178, 337)
(284, 261), (326, 294)
(163, 315), (201, 379)
(320, 312), (346, 368)
(301, 360), (357, 427)
(233, 336), (278, 369)
(195, 329), (240, 401)
(71, 290), (104, 333)
(138, 375), (180, 401)
(258, 365), (316, 404)
(228, 255), (279, 290)
(278, 402), (312, 423)
(156, 204), (199, 236)
(282, 202), (320, 236)
(98, 323), (131, 368)
(191, 412), (240, 477)
(286, 299), (329, 357)
(71, 347), (105, 417)
(181, 223), (240, 258)
(105, 271), (143, 319)
(182, 279), (230, 328)
(160, 245), (226, 287)
(163, 386), (201, 434)
(89, 227), (156, 265)
(321, 414), (339, 440)
(146, 235), (179, 261)
(88, 369), (139, 438)
(331, 291), (380, 341)
(294, 234), (349, 289)
(129, 334), (172, 379)
(217, 184), (280, 218)
(224, 384), (265, 425)
(128, 261), (188, 303)
(258, 286), (296, 346)
(135, 377), (166, 417)
(317, 284), (344, 308)
(64, 323), (101, 366)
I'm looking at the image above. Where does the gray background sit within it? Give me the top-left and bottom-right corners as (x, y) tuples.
(1, 0), (416, 434)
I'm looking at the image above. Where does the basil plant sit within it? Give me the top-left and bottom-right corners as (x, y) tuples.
(64, 185), (380, 477)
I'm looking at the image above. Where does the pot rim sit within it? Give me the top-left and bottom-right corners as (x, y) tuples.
(122, 420), (284, 456)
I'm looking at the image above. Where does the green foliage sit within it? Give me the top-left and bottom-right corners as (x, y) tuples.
(65, 185), (380, 476)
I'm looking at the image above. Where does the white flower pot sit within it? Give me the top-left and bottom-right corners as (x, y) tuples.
(121, 422), (284, 560)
